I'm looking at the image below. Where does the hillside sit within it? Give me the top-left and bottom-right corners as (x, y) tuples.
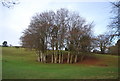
(2, 47), (119, 79)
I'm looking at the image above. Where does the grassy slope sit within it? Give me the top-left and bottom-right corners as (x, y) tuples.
(2, 47), (119, 79)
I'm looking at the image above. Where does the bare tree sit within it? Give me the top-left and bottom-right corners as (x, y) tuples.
(1, 0), (20, 8)
(95, 34), (111, 54)
(66, 13), (94, 63)
(20, 11), (51, 62)
(56, 8), (69, 63)
(108, 1), (120, 40)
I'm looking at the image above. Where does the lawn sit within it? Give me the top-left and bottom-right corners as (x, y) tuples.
(2, 47), (119, 79)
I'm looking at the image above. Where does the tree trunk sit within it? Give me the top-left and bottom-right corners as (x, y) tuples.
(67, 52), (70, 63)
(40, 52), (43, 62)
(37, 51), (40, 62)
(59, 54), (61, 63)
(70, 54), (73, 63)
(43, 54), (46, 63)
(74, 54), (77, 63)
(37, 55), (40, 62)
(52, 48), (55, 63)
(61, 53), (63, 63)
(51, 54), (54, 63)
(54, 51), (57, 63)
(54, 54), (57, 63)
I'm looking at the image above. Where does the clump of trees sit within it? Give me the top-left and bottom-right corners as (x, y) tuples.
(2, 41), (8, 47)
(20, 8), (94, 63)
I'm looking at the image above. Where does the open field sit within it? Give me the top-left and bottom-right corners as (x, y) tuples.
(2, 47), (119, 79)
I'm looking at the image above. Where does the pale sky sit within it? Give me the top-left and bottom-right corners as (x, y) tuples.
(0, 0), (115, 46)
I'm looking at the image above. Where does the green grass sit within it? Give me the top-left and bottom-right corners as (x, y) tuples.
(2, 47), (119, 79)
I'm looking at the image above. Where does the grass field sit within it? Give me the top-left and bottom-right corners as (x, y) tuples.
(2, 47), (119, 79)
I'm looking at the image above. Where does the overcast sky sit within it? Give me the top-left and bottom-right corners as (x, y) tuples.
(0, 0), (116, 46)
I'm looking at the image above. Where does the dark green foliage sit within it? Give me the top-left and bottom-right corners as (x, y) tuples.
(2, 41), (8, 47)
